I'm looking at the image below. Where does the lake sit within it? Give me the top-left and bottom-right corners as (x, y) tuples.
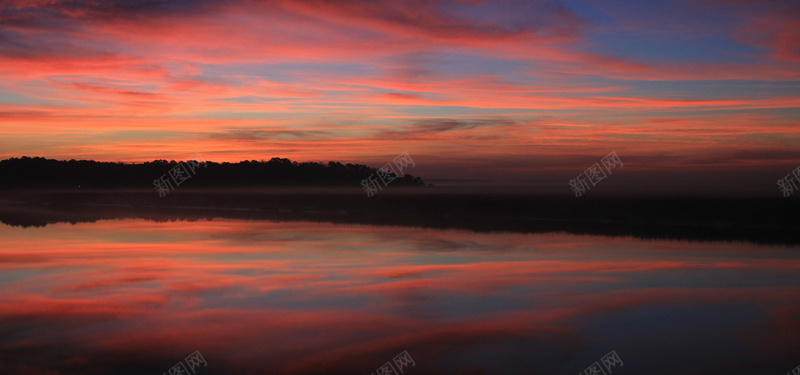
(0, 217), (798, 374)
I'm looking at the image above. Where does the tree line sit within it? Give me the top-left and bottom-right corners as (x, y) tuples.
(0, 156), (425, 188)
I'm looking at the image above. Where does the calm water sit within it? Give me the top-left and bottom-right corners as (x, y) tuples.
(0, 218), (798, 375)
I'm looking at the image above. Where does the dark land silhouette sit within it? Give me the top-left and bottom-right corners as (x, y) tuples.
(1, 157), (799, 245)
(0, 156), (424, 188)
(1, 189), (799, 246)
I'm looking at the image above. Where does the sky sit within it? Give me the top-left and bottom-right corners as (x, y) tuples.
(0, 0), (799, 193)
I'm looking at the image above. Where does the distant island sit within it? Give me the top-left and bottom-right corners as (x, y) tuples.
(0, 156), (425, 189)
(1, 157), (799, 246)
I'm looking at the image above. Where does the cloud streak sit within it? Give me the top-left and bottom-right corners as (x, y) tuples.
(0, 0), (798, 193)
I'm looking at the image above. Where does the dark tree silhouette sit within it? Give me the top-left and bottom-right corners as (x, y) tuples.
(0, 156), (425, 189)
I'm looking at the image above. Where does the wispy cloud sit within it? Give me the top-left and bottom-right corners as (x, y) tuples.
(0, 0), (798, 192)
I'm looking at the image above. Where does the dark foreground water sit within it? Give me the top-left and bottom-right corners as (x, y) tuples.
(0, 218), (798, 375)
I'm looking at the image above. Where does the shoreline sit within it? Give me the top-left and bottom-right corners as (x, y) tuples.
(1, 189), (798, 246)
